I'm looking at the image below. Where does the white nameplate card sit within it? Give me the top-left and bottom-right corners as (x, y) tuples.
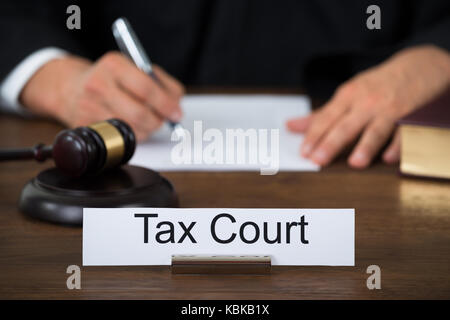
(83, 208), (354, 266)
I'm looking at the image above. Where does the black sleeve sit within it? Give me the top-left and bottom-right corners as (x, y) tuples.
(0, 0), (99, 81)
(400, 0), (450, 51)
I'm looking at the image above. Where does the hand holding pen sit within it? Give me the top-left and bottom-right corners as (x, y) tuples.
(20, 21), (184, 142)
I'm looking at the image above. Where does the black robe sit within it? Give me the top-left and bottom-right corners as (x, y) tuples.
(0, 0), (449, 98)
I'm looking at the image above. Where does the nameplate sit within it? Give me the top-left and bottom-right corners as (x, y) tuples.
(83, 208), (354, 266)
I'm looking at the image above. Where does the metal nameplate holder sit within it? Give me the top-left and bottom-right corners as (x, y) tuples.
(171, 255), (271, 274)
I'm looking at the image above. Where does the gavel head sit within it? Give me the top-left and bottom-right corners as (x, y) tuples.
(52, 119), (136, 177)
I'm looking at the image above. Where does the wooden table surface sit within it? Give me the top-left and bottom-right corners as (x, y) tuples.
(0, 92), (449, 299)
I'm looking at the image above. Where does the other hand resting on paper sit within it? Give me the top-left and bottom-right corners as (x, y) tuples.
(287, 45), (450, 168)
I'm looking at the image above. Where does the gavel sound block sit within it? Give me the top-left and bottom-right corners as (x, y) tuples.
(19, 165), (178, 226)
(1, 119), (178, 226)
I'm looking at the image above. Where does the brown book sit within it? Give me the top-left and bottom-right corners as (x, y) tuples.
(398, 89), (450, 179)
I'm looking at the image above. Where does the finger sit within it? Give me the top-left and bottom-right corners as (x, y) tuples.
(134, 128), (153, 142)
(286, 114), (313, 133)
(84, 107), (114, 123)
(309, 109), (370, 166)
(301, 95), (350, 157)
(109, 56), (182, 122)
(382, 128), (401, 164)
(65, 98), (114, 128)
(348, 117), (396, 168)
(103, 85), (163, 134)
(153, 64), (185, 98)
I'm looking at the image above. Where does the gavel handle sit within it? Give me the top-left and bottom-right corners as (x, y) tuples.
(0, 144), (53, 162)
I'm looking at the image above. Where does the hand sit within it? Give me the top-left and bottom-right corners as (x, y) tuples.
(287, 45), (450, 168)
(20, 51), (185, 141)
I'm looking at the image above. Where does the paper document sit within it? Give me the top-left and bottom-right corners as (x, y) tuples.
(130, 94), (319, 173)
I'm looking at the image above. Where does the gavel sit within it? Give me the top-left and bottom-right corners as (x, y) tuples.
(0, 119), (136, 177)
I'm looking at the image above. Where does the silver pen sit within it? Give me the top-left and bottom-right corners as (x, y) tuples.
(112, 17), (185, 138)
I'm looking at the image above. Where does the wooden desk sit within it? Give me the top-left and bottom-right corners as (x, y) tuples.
(0, 95), (449, 299)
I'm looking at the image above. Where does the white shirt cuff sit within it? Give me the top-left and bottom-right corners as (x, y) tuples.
(0, 47), (68, 114)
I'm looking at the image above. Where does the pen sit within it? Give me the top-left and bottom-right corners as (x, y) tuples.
(112, 17), (185, 138)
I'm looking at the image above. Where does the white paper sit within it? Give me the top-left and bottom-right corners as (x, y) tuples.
(83, 208), (354, 266)
(129, 94), (319, 172)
